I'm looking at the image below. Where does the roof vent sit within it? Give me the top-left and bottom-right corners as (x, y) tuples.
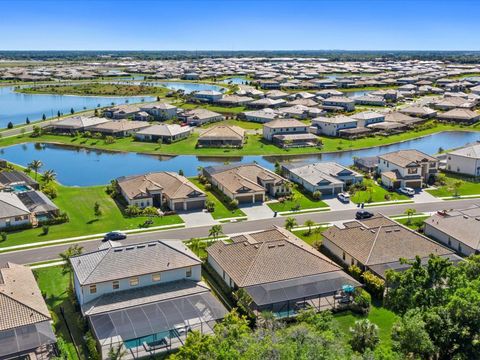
(464, 215), (469, 219)
(148, 243), (156, 247)
(476, 217), (480, 221)
(268, 244), (276, 248)
(114, 249), (123, 252)
(278, 243), (285, 247)
(137, 245), (145, 248)
(370, 230), (376, 233)
(126, 247), (134, 250)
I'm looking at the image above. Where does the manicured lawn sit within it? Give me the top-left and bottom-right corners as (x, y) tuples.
(179, 102), (246, 115)
(394, 216), (429, 230)
(292, 227), (326, 245)
(204, 119), (262, 130)
(351, 180), (409, 204)
(0, 185), (183, 249)
(426, 173), (480, 197)
(334, 304), (398, 351)
(267, 186), (329, 212)
(189, 178), (246, 219)
(34, 266), (85, 360)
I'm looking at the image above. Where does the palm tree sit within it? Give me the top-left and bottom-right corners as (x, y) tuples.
(450, 180), (464, 197)
(28, 160), (43, 180)
(208, 224), (223, 240)
(59, 244), (84, 289)
(108, 344), (127, 360)
(349, 319), (380, 353)
(189, 237), (202, 256)
(42, 169), (57, 184)
(233, 288), (253, 317)
(404, 208), (416, 225)
(304, 219), (315, 235)
(284, 217), (297, 231)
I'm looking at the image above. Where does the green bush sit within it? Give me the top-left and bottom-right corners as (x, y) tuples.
(85, 330), (100, 360)
(362, 271), (385, 299)
(42, 225), (50, 235)
(42, 183), (58, 199)
(0, 232), (7, 242)
(353, 288), (372, 314)
(348, 264), (363, 281)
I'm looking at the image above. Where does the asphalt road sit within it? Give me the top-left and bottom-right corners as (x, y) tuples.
(0, 197), (478, 266)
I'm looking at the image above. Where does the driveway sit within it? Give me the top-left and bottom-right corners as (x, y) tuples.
(413, 190), (443, 203)
(179, 210), (218, 227)
(240, 203), (275, 220)
(322, 195), (358, 211)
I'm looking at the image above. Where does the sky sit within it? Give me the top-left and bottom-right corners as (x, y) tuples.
(0, 0), (479, 51)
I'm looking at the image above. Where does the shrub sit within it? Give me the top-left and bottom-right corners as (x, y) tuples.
(312, 240), (322, 251)
(104, 136), (116, 144)
(142, 206), (158, 216)
(42, 183), (58, 199)
(42, 225), (50, 235)
(348, 264), (363, 282)
(384, 194), (391, 201)
(0, 232), (6, 242)
(204, 182), (212, 191)
(125, 205), (141, 217)
(205, 200), (215, 213)
(353, 288), (372, 314)
(362, 271), (385, 299)
(229, 199), (239, 209)
(85, 330), (100, 360)
(312, 190), (322, 200)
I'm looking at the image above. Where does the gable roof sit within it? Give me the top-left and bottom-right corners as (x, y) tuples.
(0, 192), (31, 218)
(378, 149), (437, 167)
(199, 125), (245, 141)
(263, 118), (306, 129)
(284, 162), (362, 187)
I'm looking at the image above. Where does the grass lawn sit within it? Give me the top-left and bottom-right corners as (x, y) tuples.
(0, 185), (183, 249)
(189, 178), (246, 219)
(292, 227), (326, 245)
(204, 119), (262, 130)
(34, 266), (85, 360)
(426, 173), (480, 197)
(179, 102), (246, 115)
(334, 304), (398, 351)
(351, 181), (409, 204)
(395, 216), (429, 230)
(267, 186), (329, 212)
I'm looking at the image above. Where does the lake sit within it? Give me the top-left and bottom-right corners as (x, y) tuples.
(222, 77), (248, 85)
(0, 131), (478, 186)
(0, 86), (156, 127)
(155, 81), (226, 94)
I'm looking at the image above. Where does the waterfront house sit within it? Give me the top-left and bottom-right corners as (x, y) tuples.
(197, 125), (245, 148)
(311, 115), (357, 137)
(321, 96), (355, 112)
(399, 106), (437, 118)
(384, 111), (425, 127)
(87, 120), (150, 137)
(0, 192), (33, 229)
(17, 190), (59, 219)
(445, 142), (480, 176)
(437, 108), (480, 123)
(263, 118), (318, 148)
(135, 124), (192, 143)
(104, 104), (141, 119)
(192, 90), (223, 102)
(0, 170), (39, 190)
(350, 111), (385, 127)
(178, 109), (224, 126)
(139, 103), (178, 120)
(49, 116), (110, 134)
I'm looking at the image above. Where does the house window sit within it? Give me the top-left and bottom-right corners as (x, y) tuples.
(458, 243), (462, 252)
(351, 258), (355, 266)
(112, 281), (119, 290)
(130, 277), (139, 286)
(408, 168), (418, 174)
(152, 273), (161, 282)
(186, 267), (192, 277)
(342, 252), (346, 261)
(89, 285), (97, 294)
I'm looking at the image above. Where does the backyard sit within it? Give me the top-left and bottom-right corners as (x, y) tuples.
(267, 185), (329, 213)
(427, 172), (480, 197)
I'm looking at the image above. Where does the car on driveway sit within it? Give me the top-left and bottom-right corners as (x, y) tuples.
(103, 231), (127, 241)
(399, 187), (415, 197)
(355, 210), (374, 220)
(337, 192), (350, 203)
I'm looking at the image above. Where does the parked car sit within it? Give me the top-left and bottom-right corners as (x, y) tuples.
(355, 210), (374, 220)
(399, 187), (415, 197)
(103, 231), (127, 241)
(337, 192), (350, 203)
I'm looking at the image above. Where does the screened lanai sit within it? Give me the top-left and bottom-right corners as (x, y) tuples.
(244, 271), (361, 318)
(88, 291), (228, 359)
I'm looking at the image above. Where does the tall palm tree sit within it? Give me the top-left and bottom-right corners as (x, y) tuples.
(42, 169), (57, 184)
(404, 208), (416, 225)
(59, 244), (84, 289)
(208, 224), (223, 241)
(304, 219), (315, 235)
(28, 160), (43, 181)
(284, 217), (297, 231)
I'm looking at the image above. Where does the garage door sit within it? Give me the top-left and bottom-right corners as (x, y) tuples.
(186, 200), (205, 211)
(254, 194), (264, 202)
(174, 202), (184, 211)
(406, 181), (422, 189)
(236, 195), (253, 204)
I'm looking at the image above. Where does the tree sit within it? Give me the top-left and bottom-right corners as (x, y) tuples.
(107, 345), (127, 360)
(42, 169), (57, 183)
(28, 160), (43, 180)
(57, 111), (61, 118)
(26, 117), (30, 124)
(284, 217), (297, 231)
(208, 224), (222, 240)
(304, 219), (315, 234)
(450, 180), (463, 197)
(104, 136), (116, 144)
(349, 319), (380, 353)
(233, 288), (253, 317)
(42, 113), (46, 121)
(404, 208), (416, 225)
(392, 310), (435, 359)
(94, 201), (102, 217)
(312, 190), (322, 200)
(7, 121), (13, 129)
(70, 108), (75, 115)
(205, 200), (215, 213)
(31, 125), (42, 137)
(59, 244), (83, 288)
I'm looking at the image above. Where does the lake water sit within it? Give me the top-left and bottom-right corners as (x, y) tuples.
(344, 90), (372, 98)
(0, 86), (156, 127)
(222, 77), (248, 85)
(154, 82), (226, 94)
(0, 131), (478, 186)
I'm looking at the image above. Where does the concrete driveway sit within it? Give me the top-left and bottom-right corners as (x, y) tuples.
(322, 195), (358, 211)
(240, 203), (275, 220)
(179, 210), (218, 227)
(413, 190), (443, 203)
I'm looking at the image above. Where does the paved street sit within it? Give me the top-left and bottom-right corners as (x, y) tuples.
(0, 197), (478, 266)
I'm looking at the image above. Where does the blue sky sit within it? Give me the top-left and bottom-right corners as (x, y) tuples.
(0, 0), (478, 51)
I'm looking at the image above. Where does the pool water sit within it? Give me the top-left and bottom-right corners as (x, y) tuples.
(12, 184), (30, 192)
(124, 330), (171, 349)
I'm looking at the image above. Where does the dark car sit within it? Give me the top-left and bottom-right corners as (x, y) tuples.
(355, 210), (374, 220)
(103, 231), (127, 241)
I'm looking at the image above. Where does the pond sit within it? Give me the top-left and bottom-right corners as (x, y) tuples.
(153, 82), (226, 94)
(0, 131), (478, 187)
(343, 90), (372, 98)
(221, 77), (248, 85)
(0, 86), (156, 127)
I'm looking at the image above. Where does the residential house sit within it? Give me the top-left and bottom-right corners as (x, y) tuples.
(87, 120), (150, 137)
(353, 156), (378, 173)
(248, 98), (287, 108)
(49, 116), (110, 134)
(135, 124), (192, 143)
(17, 190), (59, 220)
(117, 172), (206, 211)
(103, 104), (141, 119)
(71, 241), (227, 359)
(384, 111), (425, 127)
(197, 125), (245, 148)
(424, 205), (480, 256)
(321, 96), (355, 112)
(322, 214), (462, 279)
(192, 90), (223, 102)
(399, 106), (437, 118)
(353, 95), (386, 106)
(432, 96), (477, 110)
(311, 115), (357, 137)
(0, 192), (33, 229)
(202, 163), (290, 203)
(350, 111), (385, 127)
(377, 149), (439, 188)
(282, 162), (363, 195)
(437, 108), (480, 123)
(0, 170), (39, 190)
(0, 263), (56, 359)
(263, 118), (318, 148)
(178, 109), (224, 126)
(139, 103), (177, 120)
(207, 227), (360, 317)
(243, 108), (279, 123)
(216, 95), (254, 106)
(445, 142), (480, 176)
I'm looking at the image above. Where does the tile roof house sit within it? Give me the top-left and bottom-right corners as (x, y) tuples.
(49, 116), (110, 133)
(384, 111), (426, 127)
(242, 108), (279, 123)
(207, 227), (360, 317)
(321, 96), (355, 112)
(445, 142), (480, 176)
(263, 118), (319, 148)
(87, 120), (150, 137)
(103, 104), (142, 119)
(399, 105), (437, 118)
(197, 125), (245, 148)
(322, 214), (462, 279)
(437, 108), (480, 123)
(311, 115), (358, 137)
(424, 205), (480, 256)
(139, 102), (178, 120)
(0, 262), (56, 359)
(178, 108), (224, 126)
(71, 241), (227, 358)
(0, 192), (33, 229)
(117, 172), (206, 211)
(203, 163), (290, 204)
(135, 124), (192, 143)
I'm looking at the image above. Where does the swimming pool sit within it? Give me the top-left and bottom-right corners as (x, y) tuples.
(123, 330), (171, 349)
(12, 184), (30, 192)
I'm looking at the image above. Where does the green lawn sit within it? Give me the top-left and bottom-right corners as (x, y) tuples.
(34, 266), (85, 360)
(394, 216), (429, 230)
(179, 102), (246, 115)
(267, 186), (329, 212)
(189, 178), (246, 219)
(351, 181), (409, 204)
(427, 173), (480, 197)
(292, 227), (326, 245)
(203, 119), (263, 130)
(334, 304), (398, 351)
(0, 185), (183, 249)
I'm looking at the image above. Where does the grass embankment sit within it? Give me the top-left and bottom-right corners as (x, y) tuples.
(189, 178), (246, 219)
(0, 184), (183, 249)
(34, 266), (85, 360)
(427, 173), (480, 197)
(267, 186), (329, 212)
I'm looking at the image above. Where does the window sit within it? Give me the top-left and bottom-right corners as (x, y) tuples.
(89, 285), (97, 294)
(342, 252), (346, 261)
(152, 273), (161, 282)
(448, 238), (452, 246)
(186, 267), (192, 277)
(407, 167), (418, 174)
(130, 277), (139, 286)
(112, 281), (119, 290)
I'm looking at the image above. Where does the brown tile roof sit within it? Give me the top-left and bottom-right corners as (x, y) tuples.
(88, 120), (150, 133)
(0, 263), (51, 331)
(378, 149), (437, 167)
(263, 118), (306, 129)
(207, 227), (342, 287)
(199, 125), (245, 141)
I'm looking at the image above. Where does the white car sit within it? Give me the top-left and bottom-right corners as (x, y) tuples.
(399, 187), (415, 196)
(337, 192), (350, 203)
